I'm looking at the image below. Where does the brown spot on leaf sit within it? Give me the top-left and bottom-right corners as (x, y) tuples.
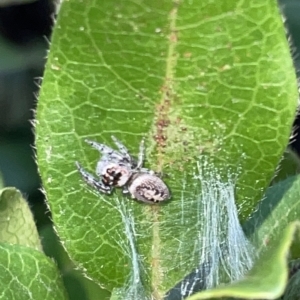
(183, 52), (192, 58)
(169, 31), (178, 43)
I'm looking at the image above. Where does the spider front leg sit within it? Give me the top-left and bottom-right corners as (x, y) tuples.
(111, 135), (131, 161)
(76, 162), (112, 194)
(84, 139), (123, 161)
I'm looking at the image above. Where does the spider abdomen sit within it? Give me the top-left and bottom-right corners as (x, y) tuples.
(128, 173), (170, 203)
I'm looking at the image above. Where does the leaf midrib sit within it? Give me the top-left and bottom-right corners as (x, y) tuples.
(151, 3), (178, 299)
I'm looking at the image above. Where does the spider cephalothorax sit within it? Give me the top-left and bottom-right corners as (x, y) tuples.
(76, 136), (170, 203)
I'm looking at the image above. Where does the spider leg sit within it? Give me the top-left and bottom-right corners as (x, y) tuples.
(122, 185), (130, 195)
(136, 137), (145, 169)
(138, 167), (163, 177)
(138, 167), (153, 174)
(85, 139), (122, 160)
(76, 162), (112, 194)
(111, 136), (131, 161)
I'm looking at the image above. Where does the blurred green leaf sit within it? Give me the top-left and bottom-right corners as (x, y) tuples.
(0, 187), (42, 251)
(186, 222), (299, 300)
(0, 138), (41, 193)
(0, 172), (4, 189)
(245, 174), (300, 258)
(36, 0), (297, 297)
(65, 270), (111, 300)
(0, 242), (67, 300)
(272, 148), (300, 184)
(40, 224), (111, 300)
(282, 260), (300, 300)
(0, 34), (46, 72)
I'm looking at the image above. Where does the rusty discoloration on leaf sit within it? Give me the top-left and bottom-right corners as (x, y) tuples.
(153, 7), (179, 171)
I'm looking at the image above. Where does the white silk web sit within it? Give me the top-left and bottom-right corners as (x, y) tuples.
(192, 160), (254, 290)
(98, 158), (256, 300)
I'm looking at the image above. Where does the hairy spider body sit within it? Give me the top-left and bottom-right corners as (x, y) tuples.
(127, 173), (170, 203)
(99, 162), (132, 187)
(86, 137), (135, 188)
(76, 136), (171, 203)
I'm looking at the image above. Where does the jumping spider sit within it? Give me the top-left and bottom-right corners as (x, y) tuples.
(76, 136), (170, 204)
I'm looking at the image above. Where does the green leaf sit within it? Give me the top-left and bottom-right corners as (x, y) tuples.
(186, 222), (299, 300)
(245, 174), (300, 257)
(36, 0), (297, 297)
(0, 187), (42, 251)
(0, 172), (4, 189)
(283, 260), (300, 300)
(40, 224), (111, 300)
(64, 270), (111, 300)
(272, 148), (300, 184)
(0, 243), (68, 300)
